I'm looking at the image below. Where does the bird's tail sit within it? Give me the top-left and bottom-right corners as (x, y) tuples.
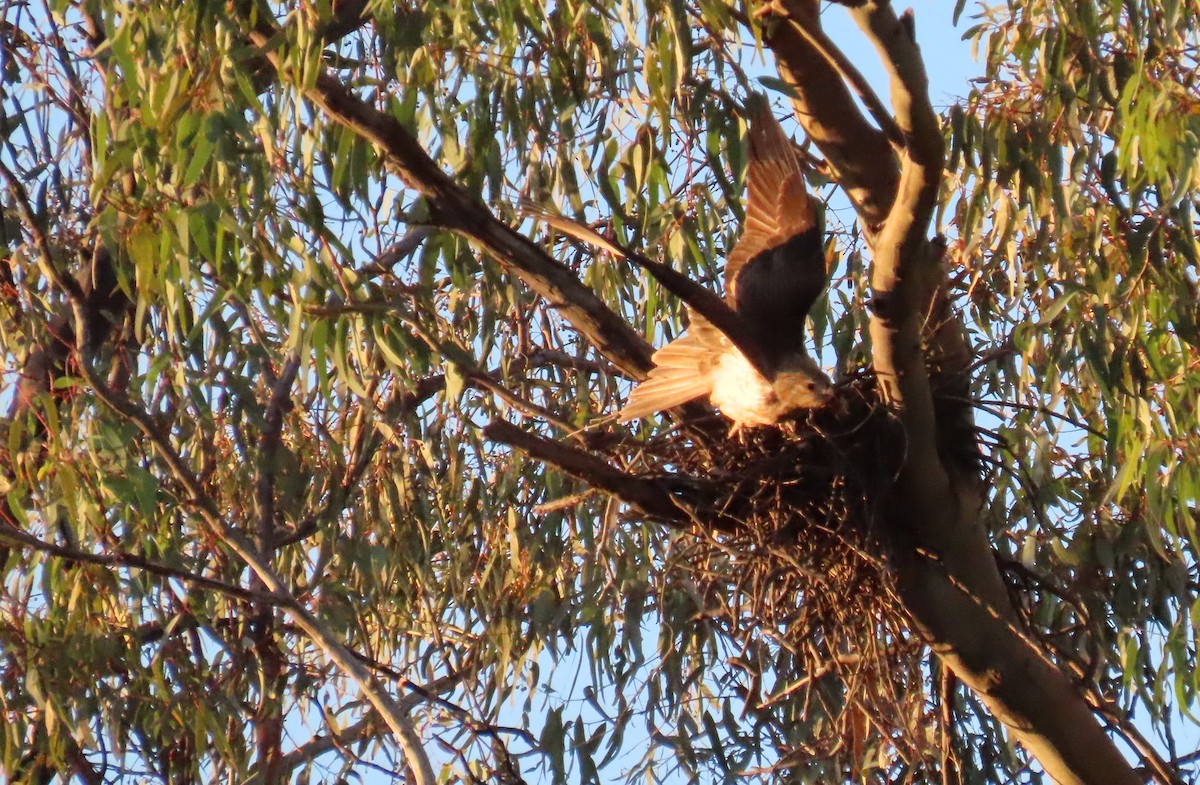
(618, 328), (723, 423)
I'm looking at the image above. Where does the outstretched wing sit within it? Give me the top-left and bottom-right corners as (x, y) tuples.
(724, 101), (819, 306)
(618, 314), (728, 422)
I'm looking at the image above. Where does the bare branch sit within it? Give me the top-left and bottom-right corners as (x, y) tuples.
(1087, 693), (1188, 785)
(759, 0), (898, 226)
(484, 421), (675, 519)
(268, 715), (382, 784)
(245, 667), (475, 785)
(821, 0), (951, 539)
(355, 226), (434, 278)
(465, 372), (576, 433)
(784, 11), (905, 150)
(0, 526), (287, 605)
(38, 0), (93, 166)
(484, 420), (735, 531)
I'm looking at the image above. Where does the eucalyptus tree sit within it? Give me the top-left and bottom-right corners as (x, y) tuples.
(1, 0), (1197, 783)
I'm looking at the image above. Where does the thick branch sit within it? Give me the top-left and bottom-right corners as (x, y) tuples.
(484, 420), (735, 531)
(483, 420), (682, 521)
(760, 0), (899, 226)
(891, 548), (1140, 785)
(837, 3), (1137, 781)
(758, 1), (1144, 780)
(245, 25), (653, 379)
(783, 10), (905, 150)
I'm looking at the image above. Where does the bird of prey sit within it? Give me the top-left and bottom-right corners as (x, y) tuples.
(616, 102), (834, 430)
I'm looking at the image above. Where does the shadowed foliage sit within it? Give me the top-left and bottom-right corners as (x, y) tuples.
(1, 1), (1197, 784)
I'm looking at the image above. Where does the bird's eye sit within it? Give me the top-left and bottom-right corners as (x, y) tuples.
(806, 382), (816, 390)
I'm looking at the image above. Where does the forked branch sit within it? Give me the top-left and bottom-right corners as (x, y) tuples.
(759, 0), (899, 225)
(760, 2), (1145, 781)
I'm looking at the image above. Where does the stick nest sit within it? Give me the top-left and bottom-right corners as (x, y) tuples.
(605, 375), (940, 769)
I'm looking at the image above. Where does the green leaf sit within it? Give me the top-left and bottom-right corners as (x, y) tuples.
(182, 118), (215, 186)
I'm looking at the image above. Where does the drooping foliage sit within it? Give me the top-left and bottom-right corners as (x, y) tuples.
(0, 0), (1196, 783)
(953, 0), (1200, 749)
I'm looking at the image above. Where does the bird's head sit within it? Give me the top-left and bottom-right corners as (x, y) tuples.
(771, 354), (835, 411)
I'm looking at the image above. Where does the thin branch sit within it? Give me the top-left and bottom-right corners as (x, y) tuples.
(533, 489), (601, 514)
(66, 339), (438, 785)
(402, 680), (538, 747)
(271, 715), (379, 783)
(522, 348), (607, 376)
(483, 420), (736, 531)
(277, 373), (451, 549)
(968, 397), (1106, 439)
(0, 525), (287, 605)
(39, 0), (93, 166)
(64, 730), (105, 785)
(307, 299), (603, 436)
(354, 226), (434, 278)
(1087, 695), (1188, 785)
(1171, 749), (1200, 768)
(244, 668), (473, 785)
(465, 371), (576, 434)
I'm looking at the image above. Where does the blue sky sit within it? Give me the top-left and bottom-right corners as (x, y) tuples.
(425, 8), (995, 785)
(301, 13), (993, 782)
(823, 1), (982, 112)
